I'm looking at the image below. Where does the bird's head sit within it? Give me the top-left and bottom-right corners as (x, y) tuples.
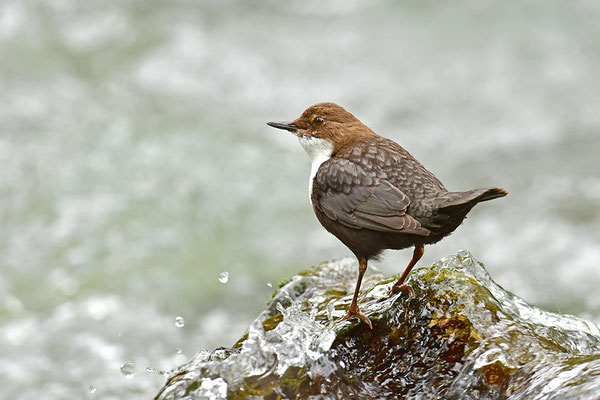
(267, 102), (375, 160)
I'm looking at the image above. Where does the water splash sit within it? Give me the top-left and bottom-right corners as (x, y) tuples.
(194, 377), (227, 399)
(156, 269), (341, 399)
(146, 367), (169, 377)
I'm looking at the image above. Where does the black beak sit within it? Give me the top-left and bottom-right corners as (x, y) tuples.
(267, 121), (297, 132)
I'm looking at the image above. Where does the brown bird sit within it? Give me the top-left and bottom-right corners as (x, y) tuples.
(267, 102), (506, 329)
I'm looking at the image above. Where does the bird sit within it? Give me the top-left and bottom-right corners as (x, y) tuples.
(267, 102), (506, 329)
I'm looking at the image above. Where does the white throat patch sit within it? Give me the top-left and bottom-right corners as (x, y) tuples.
(298, 135), (334, 202)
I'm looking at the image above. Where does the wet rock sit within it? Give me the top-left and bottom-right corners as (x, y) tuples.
(155, 251), (600, 400)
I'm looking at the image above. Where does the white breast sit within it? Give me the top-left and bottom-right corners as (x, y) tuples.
(298, 135), (334, 202)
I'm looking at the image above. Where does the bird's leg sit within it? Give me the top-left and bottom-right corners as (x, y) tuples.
(389, 244), (424, 297)
(338, 256), (373, 329)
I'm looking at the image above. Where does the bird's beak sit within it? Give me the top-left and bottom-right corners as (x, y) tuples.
(267, 121), (298, 132)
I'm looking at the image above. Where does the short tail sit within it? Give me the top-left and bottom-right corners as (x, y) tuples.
(438, 187), (507, 214)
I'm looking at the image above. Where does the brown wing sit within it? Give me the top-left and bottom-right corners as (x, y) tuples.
(314, 158), (430, 235)
(339, 136), (447, 199)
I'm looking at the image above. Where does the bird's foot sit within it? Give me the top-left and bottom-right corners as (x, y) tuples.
(379, 283), (415, 302)
(391, 283), (415, 297)
(337, 304), (373, 330)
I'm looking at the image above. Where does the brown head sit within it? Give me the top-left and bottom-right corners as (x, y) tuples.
(267, 102), (376, 156)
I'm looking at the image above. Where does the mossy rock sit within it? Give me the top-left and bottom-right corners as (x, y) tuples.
(155, 251), (600, 400)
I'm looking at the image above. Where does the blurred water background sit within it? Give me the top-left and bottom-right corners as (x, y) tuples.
(1, 1), (599, 399)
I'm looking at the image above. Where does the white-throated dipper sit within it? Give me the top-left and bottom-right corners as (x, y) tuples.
(267, 102), (506, 329)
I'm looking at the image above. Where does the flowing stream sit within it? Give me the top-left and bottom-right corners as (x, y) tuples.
(1, 1), (599, 398)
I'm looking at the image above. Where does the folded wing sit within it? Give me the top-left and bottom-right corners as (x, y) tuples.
(314, 158), (430, 236)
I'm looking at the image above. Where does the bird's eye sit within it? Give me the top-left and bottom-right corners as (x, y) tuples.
(314, 117), (324, 124)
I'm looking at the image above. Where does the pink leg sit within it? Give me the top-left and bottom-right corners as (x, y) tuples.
(390, 244), (424, 297)
(338, 256), (373, 329)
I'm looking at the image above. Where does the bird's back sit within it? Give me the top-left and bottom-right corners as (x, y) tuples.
(335, 136), (447, 215)
(333, 135), (506, 243)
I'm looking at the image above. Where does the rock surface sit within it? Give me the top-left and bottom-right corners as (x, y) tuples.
(155, 251), (600, 400)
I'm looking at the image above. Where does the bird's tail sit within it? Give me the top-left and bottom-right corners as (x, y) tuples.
(438, 187), (507, 214)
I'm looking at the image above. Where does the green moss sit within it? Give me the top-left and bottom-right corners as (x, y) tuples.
(262, 313), (284, 332)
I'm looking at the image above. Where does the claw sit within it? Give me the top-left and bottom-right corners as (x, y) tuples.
(391, 283), (415, 297)
(379, 283), (415, 302)
(337, 304), (373, 329)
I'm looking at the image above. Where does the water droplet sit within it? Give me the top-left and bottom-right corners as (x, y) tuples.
(218, 271), (229, 283)
(339, 360), (346, 368)
(89, 385), (96, 394)
(266, 281), (273, 288)
(176, 348), (182, 354)
(175, 316), (185, 328)
(120, 361), (135, 378)
(146, 367), (169, 376)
